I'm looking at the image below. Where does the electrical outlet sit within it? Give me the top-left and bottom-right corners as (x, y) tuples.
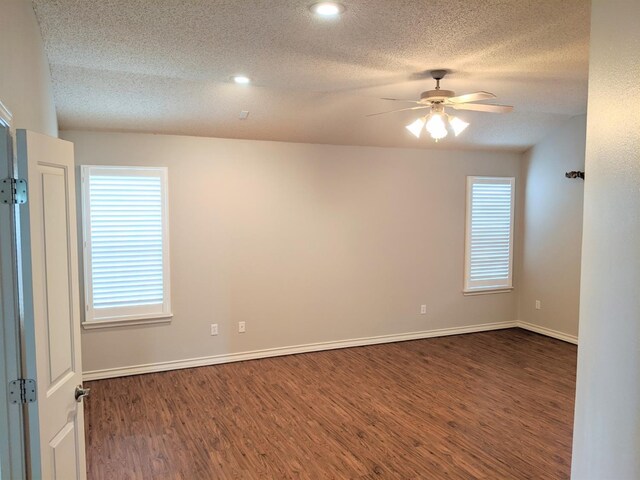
(535, 300), (541, 310)
(210, 324), (218, 336)
(420, 305), (427, 315)
(238, 321), (246, 333)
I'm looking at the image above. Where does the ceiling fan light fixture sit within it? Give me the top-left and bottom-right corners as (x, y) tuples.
(369, 70), (513, 142)
(310, 2), (345, 17)
(405, 117), (426, 138)
(426, 113), (448, 140)
(449, 116), (469, 136)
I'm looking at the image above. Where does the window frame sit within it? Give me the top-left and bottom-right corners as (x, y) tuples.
(80, 165), (172, 329)
(463, 176), (515, 295)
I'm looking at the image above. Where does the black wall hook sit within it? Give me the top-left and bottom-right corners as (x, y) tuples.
(565, 171), (585, 180)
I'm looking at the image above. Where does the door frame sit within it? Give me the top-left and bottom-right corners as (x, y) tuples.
(0, 103), (26, 479)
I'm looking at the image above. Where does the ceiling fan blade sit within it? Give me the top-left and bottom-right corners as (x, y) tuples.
(447, 91), (496, 104)
(380, 97), (422, 104)
(450, 103), (513, 113)
(366, 105), (430, 117)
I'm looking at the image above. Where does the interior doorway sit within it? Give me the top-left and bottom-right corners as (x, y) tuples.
(0, 112), (26, 480)
(0, 105), (88, 479)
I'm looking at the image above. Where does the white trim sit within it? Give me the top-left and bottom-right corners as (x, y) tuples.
(463, 287), (514, 296)
(517, 320), (578, 345)
(0, 101), (13, 130)
(82, 313), (173, 330)
(0, 120), (25, 479)
(464, 176), (515, 292)
(80, 165), (171, 324)
(83, 320), (518, 380)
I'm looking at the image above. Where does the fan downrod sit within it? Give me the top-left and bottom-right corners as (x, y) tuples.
(430, 69), (448, 90)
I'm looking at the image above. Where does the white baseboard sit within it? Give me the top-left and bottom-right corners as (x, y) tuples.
(517, 320), (578, 345)
(83, 320), (578, 381)
(83, 320), (518, 381)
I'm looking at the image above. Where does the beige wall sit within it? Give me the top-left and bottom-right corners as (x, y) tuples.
(62, 131), (522, 374)
(572, 0), (640, 477)
(0, 0), (57, 135)
(519, 115), (586, 338)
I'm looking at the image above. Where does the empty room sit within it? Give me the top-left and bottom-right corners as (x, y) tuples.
(1, 0), (639, 479)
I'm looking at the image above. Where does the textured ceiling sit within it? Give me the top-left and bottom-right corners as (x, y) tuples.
(32, 0), (590, 151)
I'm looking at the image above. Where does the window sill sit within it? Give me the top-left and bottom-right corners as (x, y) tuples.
(82, 313), (173, 330)
(463, 288), (514, 296)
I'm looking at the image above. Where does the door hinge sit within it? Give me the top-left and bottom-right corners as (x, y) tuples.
(0, 178), (27, 205)
(8, 379), (37, 404)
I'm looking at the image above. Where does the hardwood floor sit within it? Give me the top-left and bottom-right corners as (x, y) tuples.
(84, 329), (577, 479)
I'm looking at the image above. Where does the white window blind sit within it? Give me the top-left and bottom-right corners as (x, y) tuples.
(81, 166), (171, 326)
(464, 176), (515, 293)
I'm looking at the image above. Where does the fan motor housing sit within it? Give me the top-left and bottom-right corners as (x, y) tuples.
(419, 89), (455, 104)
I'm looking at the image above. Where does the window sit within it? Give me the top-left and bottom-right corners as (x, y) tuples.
(464, 176), (515, 294)
(81, 166), (171, 327)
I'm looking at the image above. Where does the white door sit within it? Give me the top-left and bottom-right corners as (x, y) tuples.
(16, 130), (87, 480)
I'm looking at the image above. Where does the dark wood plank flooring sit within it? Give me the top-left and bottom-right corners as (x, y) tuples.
(84, 328), (577, 479)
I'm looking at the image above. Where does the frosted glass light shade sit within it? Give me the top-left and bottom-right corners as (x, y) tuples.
(405, 118), (426, 138)
(450, 116), (470, 136)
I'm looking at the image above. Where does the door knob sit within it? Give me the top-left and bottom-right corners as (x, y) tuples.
(74, 385), (90, 402)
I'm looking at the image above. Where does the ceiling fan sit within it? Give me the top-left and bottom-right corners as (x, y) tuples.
(367, 70), (514, 141)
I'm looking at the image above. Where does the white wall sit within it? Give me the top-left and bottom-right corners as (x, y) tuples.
(572, 0), (640, 478)
(519, 115), (586, 339)
(0, 0), (57, 135)
(62, 131), (522, 375)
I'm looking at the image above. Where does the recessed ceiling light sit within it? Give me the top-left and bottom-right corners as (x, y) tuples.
(232, 75), (251, 85)
(310, 2), (345, 17)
